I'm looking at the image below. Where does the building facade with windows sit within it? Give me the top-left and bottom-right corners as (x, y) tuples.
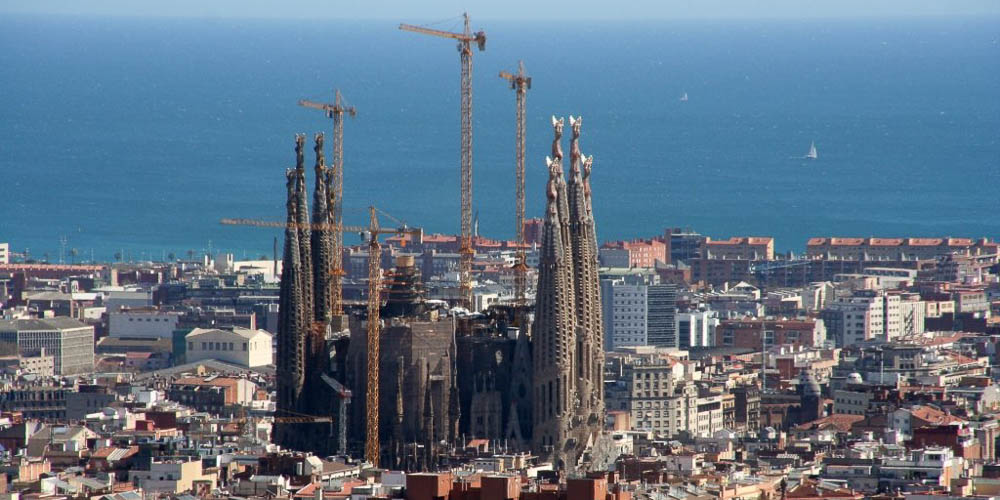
(184, 327), (272, 368)
(108, 309), (182, 339)
(604, 282), (679, 350)
(0, 318), (95, 375)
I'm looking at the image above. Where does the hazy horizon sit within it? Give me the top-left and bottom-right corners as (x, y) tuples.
(4, 0), (999, 21)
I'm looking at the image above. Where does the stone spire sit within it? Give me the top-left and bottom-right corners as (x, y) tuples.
(531, 135), (576, 467)
(277, 165), (306, 426)
(531, 115), (605, 470)
(581, 153), (604, 422)
(312, 133), (332, 327)
(294, 135), (314, 327)
(567, 116), (605, 426)
(566, 116), (591, 418)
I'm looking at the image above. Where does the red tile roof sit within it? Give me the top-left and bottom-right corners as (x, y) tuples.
(794, 414), (864, 433)
(910, 405), (966, 426)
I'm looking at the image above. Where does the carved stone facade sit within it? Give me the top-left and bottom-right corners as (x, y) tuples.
(531, 116), (604, 469)
(345, 257), (459, 469)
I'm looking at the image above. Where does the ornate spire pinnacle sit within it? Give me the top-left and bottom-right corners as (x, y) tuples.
(532, 120), (576, 466)
(550, 116), (564, 161)
(569, 115), (582, 174)
(533, 114), (604, 470)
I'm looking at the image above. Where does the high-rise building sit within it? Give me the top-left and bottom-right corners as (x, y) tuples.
(646, 285), (678, 348)
(603, 280), (680, 350)
(531, 116), (603, 469)
(676, 310), (719, 348)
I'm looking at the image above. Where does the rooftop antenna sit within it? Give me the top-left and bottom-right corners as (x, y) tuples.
(760, 317), (767, 393)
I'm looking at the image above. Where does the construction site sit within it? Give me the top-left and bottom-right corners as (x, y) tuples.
(221, 14), (609, 472)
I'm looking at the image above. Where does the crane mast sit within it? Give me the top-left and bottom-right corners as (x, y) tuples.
(364, 206), (381, 467)
(400, 13), (486, 309)
(298, 90), (357, 316)
(499, 61), (531, 307)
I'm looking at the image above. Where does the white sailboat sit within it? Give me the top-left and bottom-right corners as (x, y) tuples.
(679, 92), (689, 102)
(805, 141), (818, 160)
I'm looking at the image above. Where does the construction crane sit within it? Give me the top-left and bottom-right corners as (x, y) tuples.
(221, 208), (422, 467)
(399, 13), (486, 309)
(298, 90), (357, 316)
(499, 61), (532, 307)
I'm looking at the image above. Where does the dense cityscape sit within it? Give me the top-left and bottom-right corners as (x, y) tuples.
(3, 3), (1000, 500)
(2, 116), (999, 499)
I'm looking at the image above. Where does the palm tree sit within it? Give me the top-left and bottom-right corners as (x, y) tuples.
(167, 252), (176, 261)
(69, 248), (79, 264)
(186, 249), (195, 261)
(114, 251), (122, 262)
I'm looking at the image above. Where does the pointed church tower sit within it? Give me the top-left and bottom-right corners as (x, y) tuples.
(582, 153), (605, 422)
(531, 121), (576, 467)
(310, 134), (332, 373)
(294, 135), (314, 326)
(276, 160), (307, 447)
(531, 116), (605, 470)
(312, 133), (332, 326)
(567, 116), (605, 427)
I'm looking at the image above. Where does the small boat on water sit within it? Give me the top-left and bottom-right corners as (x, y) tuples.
(679, 92), (689, 102)
(805, 141), (818, 160)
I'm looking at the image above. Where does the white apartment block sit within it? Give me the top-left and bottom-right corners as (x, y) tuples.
(825, 290), (920, 346)
(185, 327), (272, 368)
(610, 284), (649, 348)
(604, 281), (680, 350)
(676, 310), (718, 348)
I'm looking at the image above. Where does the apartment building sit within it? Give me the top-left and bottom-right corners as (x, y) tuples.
(701, 237), (775, 261)
(600, 239), (667, 268)
(806, 237), (999, 261)
(603, 280), (679, 350)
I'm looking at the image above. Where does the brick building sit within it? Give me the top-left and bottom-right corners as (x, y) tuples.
(716, 318), (827, 349)
(600, 239), (667, 268)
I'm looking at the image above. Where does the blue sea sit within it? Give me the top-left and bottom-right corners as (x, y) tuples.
(2, 14), (998, 261)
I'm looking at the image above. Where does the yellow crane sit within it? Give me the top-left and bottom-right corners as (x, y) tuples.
(399, 13), (486, 309)
(499, 61), (532, 307)
(221, 208), (422, 467)
(298, 90), (357, 316)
